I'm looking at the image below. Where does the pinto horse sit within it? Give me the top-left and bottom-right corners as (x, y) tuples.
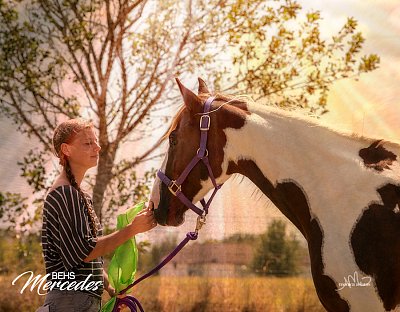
(150, 78), (400, 312)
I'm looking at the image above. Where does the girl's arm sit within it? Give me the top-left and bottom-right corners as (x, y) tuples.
(83, 208), (155, 262)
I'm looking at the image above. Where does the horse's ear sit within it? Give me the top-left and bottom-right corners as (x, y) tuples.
(197, 77), (210, 95)
(175, 78), (202, 113)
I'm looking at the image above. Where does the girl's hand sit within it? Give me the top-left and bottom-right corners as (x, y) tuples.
(128, 201), (157, 235)
(106, 285), (116, 297)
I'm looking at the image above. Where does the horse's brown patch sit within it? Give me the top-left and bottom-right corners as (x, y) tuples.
(359, 140), (397, 172)
(351, 183), (400, 311)
(227, 159), (350, 312)
(155, 93), (249, 226)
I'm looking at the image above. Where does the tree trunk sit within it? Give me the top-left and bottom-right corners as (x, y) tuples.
(92, 143), (117, 221)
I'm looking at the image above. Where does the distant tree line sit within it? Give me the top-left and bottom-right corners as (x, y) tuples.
(138, 220), (306, 276)
(251, 219), (304, 276)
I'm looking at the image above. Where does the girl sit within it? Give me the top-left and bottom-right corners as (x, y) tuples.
(37, 119), (157, 312)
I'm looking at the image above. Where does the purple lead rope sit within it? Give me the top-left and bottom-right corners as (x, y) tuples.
(111, 231), (199, 312)
(113, 96), (222, 312)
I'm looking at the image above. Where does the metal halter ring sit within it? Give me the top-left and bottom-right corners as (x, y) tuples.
(197, 148), (209, 158)
(168, 180), (181, 196)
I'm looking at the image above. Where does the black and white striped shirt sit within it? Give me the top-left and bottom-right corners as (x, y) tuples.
(42, 185), (104, 298)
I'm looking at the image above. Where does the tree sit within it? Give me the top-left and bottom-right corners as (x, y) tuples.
(0, 0), (379, 230)
(222, 233), (258, 244)
(219, 3), (380, 115)
(252, 219), (301, 276)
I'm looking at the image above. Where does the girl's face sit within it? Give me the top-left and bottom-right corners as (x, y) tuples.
(64, 127), (101, 170)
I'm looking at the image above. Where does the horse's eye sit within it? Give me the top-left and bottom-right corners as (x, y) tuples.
(169, 131), (177, 146)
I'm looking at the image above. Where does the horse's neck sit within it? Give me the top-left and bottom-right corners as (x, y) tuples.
(227, 105), (360, 180)
(224, 103), (400, 194)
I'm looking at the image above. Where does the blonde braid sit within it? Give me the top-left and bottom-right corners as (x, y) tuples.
(65, 160), (98, 237)
(53, 118), (98, 237)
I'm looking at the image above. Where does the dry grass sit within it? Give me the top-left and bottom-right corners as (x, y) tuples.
(131, 276), (325, 312)
(1, 275), (325, 312)
(0, 275), (46, 312)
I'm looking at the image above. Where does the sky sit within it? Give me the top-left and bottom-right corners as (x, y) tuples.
(301, 0), (400, 141)
(0, 0), (399, 241)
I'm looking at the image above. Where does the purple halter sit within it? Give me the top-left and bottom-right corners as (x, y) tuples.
(111, 97), (222, 312)
(157, 96), (223, 218)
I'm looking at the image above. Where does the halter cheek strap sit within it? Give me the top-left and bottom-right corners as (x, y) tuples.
(157, 96), (223, 217)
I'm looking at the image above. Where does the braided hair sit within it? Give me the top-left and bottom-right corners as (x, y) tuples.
(53, 118), (98, 237)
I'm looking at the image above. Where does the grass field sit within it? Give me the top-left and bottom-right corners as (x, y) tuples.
(1, 275), (325, 312)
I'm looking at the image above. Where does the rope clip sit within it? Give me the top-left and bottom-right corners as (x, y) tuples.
(195, 215), (206, 233)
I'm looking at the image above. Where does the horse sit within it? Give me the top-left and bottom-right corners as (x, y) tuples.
(150, 77), (400, 312)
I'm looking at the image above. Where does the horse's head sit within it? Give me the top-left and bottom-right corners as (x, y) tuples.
(151, 78), (248, 226)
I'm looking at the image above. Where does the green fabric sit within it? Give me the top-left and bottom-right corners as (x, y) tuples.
(102, 202), (144, 312)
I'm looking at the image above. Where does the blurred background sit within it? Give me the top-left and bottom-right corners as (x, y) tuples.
(0, 0), (398, 311)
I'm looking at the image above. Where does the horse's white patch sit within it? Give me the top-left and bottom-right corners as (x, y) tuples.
(221, 104), (400, 311)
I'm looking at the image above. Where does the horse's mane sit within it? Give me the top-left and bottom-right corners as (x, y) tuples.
(243, 98), (400, 148)
(164, 93), (400, 148)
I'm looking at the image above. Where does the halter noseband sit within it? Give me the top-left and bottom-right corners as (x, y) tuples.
(157, 96), (223, 218)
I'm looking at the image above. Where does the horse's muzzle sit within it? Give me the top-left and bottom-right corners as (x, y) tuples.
(154, 205), (168, 226)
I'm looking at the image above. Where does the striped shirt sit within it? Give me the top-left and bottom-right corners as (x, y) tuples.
(41, 185), (104, 298)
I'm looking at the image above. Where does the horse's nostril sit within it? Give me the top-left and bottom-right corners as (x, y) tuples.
(154, 207), (167, 226)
